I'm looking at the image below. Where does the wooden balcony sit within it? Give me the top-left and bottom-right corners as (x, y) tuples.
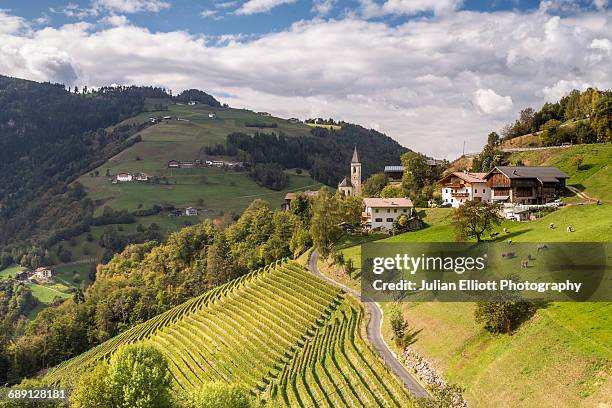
(451, 192), (469, 198)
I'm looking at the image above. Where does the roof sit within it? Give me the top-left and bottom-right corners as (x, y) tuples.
(485, 166), (568, 182)
(384, 166), (404, 172)
(338, 177), (353, 188)
(284, 190), (320, 200)
(363, 197), (413, 208)
(351, 146), (360, 163)
(440, 171), (487, 184)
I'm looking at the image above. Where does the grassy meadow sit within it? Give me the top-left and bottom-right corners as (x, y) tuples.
(320, 203), (612, 407)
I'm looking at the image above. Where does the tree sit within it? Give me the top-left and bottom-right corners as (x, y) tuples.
(452, 201), (502, 242)
(389, 307), (409, 348)
(380, 185), (404, 198)
(487, 131), (500, 146)
(475, 295), (537, 334)
(309, 190), (342, 257)
(362, 173), (388, 197)
(187, 382), (253, 408)
(71, 344), (174, 408)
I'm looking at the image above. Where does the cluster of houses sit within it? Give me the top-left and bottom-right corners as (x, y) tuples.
(148, 115), (173, 124)
(112, 172), (150, 183)
(15, 266), (55, 282)
(167, 160), (245, 169)
(283, 146), (570, 232)
(169, 207), (200, 217)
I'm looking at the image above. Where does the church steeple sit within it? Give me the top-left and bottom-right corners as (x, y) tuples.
(351, 146), (360, 163)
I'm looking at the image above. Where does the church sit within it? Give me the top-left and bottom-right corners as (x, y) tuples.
(338, 147), (362, 196)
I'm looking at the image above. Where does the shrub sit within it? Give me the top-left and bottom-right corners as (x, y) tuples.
(187, 382), (253, 408)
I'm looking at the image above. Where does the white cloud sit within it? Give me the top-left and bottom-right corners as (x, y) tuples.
(473, 89), (513, 115)
(312, 0), (336, 16)
(359, 0), (462, 18)
(1, 9), (611, 159)
(593, 0), (608, 11)
(99, 14), (130, 26)
(201, 9), (219, 18)
(0, 10), (26, 34)
(234, 0), (296, 15)
(93, 0), (170, 13)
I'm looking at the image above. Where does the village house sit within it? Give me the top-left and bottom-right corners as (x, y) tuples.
(338, 147), (362, 196)
(188, 101), (197, 106)
(15, 270), (29, 281)
(32, 266), (54, 280)
(282, 190), (320, 210)
(438, 171), (491, 207)
(185, 207), (199, 216)
(167, 160), (200, 169)
(208, 113), (217, 119)
(116, 173), (133, 182)
(384, 166), (404, 185)
(134, 173), (150, 182)
(483, 166), (568, 205)
(362, 197), (413, 232)
(168, 160), (181, 168)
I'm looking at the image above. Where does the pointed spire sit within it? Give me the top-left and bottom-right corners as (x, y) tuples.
(351, 146), (360, 163)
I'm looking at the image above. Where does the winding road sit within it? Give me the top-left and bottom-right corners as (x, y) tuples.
(308, 250), (430, 399)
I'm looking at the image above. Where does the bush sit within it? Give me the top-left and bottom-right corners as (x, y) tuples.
(187, 382), (253, 408)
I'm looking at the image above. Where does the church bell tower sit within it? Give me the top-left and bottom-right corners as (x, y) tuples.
(350, 146), (361, 196)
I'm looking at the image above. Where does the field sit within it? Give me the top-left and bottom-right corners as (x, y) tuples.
(507, 143), (611, 202)
(45, 260), (414, 407)
(305, 123), (342, 130)
(326, 203), (612, 407)
(0, 265), (25, 280)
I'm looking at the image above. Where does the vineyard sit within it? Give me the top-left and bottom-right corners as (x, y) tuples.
(44, 260), (413, 407)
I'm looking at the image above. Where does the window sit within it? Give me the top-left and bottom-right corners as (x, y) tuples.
(403, 209), (407, 212)
(375, 209), (379, 213)
(375, 218), (383, 222)
(394, 209), (397, 213)
(387, 209), (390, 213)
(386, 218), (393, 222)
(445, 189), (449, 193)
(474, 189), (478, 193)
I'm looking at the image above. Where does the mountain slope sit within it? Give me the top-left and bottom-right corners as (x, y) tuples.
(45, 260), (413, 407)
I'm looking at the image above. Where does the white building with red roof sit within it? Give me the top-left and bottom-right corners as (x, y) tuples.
(439, 171), (491, 207)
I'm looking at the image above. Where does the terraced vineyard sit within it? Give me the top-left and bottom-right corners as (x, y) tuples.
(45, 260), (413, 407)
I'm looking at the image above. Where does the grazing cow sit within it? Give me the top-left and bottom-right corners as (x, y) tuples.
(503, 228), (509, 233)
(527, 254), (535, 261)
(567, 225), (574, 232)
(549, 223), (555, 229)
(508, 239), (513, 245)
(502, 252), (516, 258)
(537, 244), (548, 252)
(521, 260), (529, 268)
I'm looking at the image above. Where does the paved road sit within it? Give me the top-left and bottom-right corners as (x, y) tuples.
(308, 250), (430, 399)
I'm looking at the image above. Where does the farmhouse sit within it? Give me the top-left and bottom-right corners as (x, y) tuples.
(384, 166), (404, 185)
(362, 197), (413, 232)
(188, 101), (197, 106)
(134, 173), (150, 182)
(208, 113), (217, 118)
(15, 270), (29, 281)
(167, 160), (200, 169)
(168, 160), (180, 168)
(483, 166), (568, 205)
(282, 190), (320, 210)
(438, 171), (491, 207)
(33, 267), (54, 280)
(185, 207), (199, 216)
(116, 173), (133, 182)
(337, 147), (362, 196)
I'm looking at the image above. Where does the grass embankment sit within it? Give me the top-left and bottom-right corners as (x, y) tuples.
(319, 205), (611, 407)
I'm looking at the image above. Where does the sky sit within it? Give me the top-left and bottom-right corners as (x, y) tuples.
(0, 0), (610, 158)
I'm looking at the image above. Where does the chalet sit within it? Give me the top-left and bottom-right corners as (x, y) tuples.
(384, 166), (404, 185)
(188, 101), (197, 106)
(483, 166), (568, 205)
(163, 116), (172, 120)
(15, 270), (29, 281)
(185, 207), (199, 216)
(208, 113), (217, 119)
(438, 171), (491, 207)
(116, 173), (133, 182)
(362, 197), (413, 232)
(283, 190), (319, 210)
(168, 160), (180, 168)
(33, 267), (54, 280)
(179, 161), (197, 168)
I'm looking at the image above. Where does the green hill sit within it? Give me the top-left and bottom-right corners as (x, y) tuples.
(507, 143), (611, 202)
(329, 204), (612, 407)
(45, 260), (413, 407)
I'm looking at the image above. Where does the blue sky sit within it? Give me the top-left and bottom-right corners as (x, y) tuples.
(0, 0), (610, 158)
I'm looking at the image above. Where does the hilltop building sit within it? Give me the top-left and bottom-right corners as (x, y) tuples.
(439, 171), (491, 207)
(338, 147), (362, 196)
(362, 197), (413, 232)
(33, 267), (54, 280)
